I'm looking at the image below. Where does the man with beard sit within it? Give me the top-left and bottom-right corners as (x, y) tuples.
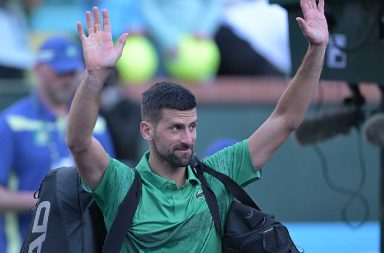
(67, 0), (329, 251)
(0, 36), (115, 253)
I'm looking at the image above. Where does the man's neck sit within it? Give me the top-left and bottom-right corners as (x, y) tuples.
(148, 154), (187, 188)
(48, 105), (68, 117)
(37, 90), (69, 117)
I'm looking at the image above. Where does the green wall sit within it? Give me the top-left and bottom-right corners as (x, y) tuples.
(194, 104), (379, 222)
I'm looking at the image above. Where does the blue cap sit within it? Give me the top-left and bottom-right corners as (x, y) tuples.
(36, 37), (84, 74)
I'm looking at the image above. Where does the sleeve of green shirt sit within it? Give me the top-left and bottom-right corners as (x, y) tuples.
(202, 139), (262, 187)
(82, 157), (135, 228)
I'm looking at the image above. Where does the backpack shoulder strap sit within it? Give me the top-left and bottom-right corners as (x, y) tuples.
(102, 168), (142, 253)
(195, 159), (259, 210)
(191, 157), (260, 235)
(192, 162), (223, 235)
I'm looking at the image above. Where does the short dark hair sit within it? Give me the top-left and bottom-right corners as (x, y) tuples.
(141, 81), (197, 123)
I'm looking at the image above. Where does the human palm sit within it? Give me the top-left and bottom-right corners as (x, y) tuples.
(77, 8), (128, 72)
(297, 0), (329, 46)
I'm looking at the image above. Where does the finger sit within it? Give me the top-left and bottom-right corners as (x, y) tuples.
(296, 17), (308, 35)
(308, 0), (316, 9)
(77, 22), (86, 42)
(102, 9), (110, 33)
(115, 33), (129, 57)
(85, 11), (94, 34)
(318, 0), (325, 13)
(93, 7), (101, 32)
(300, 0), (309, 10)
(301, 0), (315, 11)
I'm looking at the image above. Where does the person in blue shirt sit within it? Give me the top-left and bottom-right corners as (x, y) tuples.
(0, 36), (115, 253)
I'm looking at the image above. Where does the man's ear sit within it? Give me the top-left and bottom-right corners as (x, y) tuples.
(140, 121), (153, 141)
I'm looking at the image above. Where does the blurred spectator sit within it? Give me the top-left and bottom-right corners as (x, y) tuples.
(215, 0), (291, 77)
(0, 36), (115, 253)
(141, 0), (222, 81)
(0, 1), (34, 79)
(28, 0), (82, 35)
(99, 67), (143, 166)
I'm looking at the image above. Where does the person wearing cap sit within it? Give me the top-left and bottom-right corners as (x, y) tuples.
(0, 36), (115, 253)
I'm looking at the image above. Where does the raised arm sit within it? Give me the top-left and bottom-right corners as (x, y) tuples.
(248, 0), (329, 169)
(0, 186), (36, 213)
(66, 7), (128, 189)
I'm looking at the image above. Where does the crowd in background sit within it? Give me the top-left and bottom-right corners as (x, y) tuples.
(0, 0), (291, 83)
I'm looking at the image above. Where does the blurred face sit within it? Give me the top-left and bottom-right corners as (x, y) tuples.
(35, 64), (83, 106)
(149, 108), (197, 168)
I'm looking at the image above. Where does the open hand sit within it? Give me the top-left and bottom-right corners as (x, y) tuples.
(77, 7), (128, 73)
(297, 0), (329, 46)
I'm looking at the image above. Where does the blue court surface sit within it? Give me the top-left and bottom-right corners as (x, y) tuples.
(285, 221), (379, 253)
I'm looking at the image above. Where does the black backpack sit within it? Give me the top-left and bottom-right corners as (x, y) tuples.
(20, 166), (141, 253)
(191, 158), (300, 253)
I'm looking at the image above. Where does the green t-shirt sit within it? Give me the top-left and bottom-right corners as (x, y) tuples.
(87, 139), (261, 253)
